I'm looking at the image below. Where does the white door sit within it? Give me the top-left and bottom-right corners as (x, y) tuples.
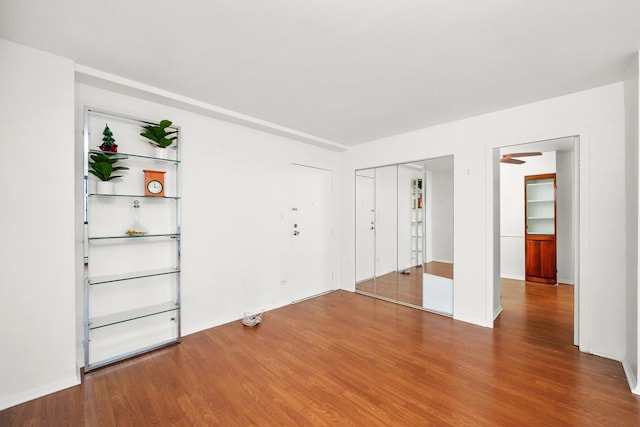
(290, 165), (333, 302)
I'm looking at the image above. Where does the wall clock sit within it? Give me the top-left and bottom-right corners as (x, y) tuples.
(143, 169), (166, 197)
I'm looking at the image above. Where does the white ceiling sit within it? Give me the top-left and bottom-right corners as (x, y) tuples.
(2, 1), (639, 147)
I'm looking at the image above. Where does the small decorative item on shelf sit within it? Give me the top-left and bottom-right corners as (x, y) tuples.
(126, 200), (147, 236)
(88, 152), (129, 194)
(99, 124), (118, 152)
(140, 119), (177, 159)
(143, 169), (166, 197)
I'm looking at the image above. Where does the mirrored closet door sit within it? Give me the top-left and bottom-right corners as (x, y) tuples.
(355, 157), (454, 316)
(355, 169), (375, 291)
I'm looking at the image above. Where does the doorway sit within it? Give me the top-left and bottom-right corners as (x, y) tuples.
(290, 164), (334, 302)
(495, 136), (579, 346)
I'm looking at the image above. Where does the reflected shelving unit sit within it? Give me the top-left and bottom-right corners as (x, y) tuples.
(83, 106), (181, 371)
(410, 178), (423, 267)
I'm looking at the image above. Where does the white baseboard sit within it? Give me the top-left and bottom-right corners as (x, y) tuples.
(500, 274), (524, 281)
(0, 373), (80, 411)
(493, 304), (503, 320)
(622, 357), (639, 395)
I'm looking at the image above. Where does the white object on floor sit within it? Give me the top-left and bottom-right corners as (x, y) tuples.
(423, 273), (453, 315)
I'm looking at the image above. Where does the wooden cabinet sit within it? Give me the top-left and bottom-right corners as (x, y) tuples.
(525, 174), (556, 284)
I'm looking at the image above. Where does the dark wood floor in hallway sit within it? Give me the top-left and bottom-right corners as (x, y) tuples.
(2, 281), (639, 426)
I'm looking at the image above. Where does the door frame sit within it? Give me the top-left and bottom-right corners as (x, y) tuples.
(492, 136), (581, 347)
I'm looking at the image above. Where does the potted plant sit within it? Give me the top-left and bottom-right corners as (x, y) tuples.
(140, 119), (177, 158)
(89, 152), (129, 194)
(99, 123), (118, 152)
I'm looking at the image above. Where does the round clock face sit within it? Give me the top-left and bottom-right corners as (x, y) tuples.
(147, 180), (163, 194)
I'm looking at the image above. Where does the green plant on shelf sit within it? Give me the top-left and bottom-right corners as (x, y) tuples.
(140, 119), (177, 149)
(88, 152), (129, 181)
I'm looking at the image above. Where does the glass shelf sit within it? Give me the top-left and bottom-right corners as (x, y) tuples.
(89, 148), (179, 164)
(89, 268), (180, 285)
(527, 217), (554, 220)
(89, 193), (180, 200)
(88, 233), (180, 241)
(527, 199), (554, 203)
(89, 301), (179, 330)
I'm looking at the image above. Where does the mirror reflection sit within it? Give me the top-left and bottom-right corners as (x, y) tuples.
(373, 165), (398, 301)
(355, 169), (375, 290)
(355, 157), (454, 316)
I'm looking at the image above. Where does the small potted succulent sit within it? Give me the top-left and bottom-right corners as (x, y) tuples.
(89, 152), (129, 194)
(99, 124), (118, 152)
(140, 119), (177, 158)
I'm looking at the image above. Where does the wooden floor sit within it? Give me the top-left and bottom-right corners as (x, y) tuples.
(2, 280), (640, 426)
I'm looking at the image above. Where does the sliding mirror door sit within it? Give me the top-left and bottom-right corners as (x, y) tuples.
(422, 157), (454, 315)
(397, 163), (425, 306)
(355, 169), (375, 293)
(373, 165), (398, 300)
(355, 165), (398, 300)
(355, 157), (454, 316)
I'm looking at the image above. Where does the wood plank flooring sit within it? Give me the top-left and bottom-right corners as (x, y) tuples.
(2, 280), (639, 426)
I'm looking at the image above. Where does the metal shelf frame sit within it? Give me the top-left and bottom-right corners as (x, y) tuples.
(82, 106), (182, 372)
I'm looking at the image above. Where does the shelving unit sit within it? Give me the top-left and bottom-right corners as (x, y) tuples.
(526, 179), (555, 235)
(410, 178), (423, 267)
(83, 106), (181, 371)
(524, 174), (556, 284)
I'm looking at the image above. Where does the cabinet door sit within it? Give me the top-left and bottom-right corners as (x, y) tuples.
(525, 236), (557, 284)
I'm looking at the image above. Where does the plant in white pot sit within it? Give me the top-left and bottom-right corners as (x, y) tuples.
(89, 152), (129, 194)
(140, 119), (177, 158)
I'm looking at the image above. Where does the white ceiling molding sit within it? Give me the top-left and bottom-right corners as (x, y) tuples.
(75, 65), (349, 152)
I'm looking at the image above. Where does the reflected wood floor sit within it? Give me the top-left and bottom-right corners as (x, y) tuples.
(2, 282), (640, 426)
(424, 261), (453, 279)
(356, 261), (452, 306)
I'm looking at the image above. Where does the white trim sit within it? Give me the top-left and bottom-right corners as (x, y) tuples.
(622, 357), (639, 395)
(74, 65), (349, 152)
(493, 304), (503, 320)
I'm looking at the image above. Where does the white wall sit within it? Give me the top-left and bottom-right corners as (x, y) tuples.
(76, 84), (342, 339)
(0, 40), (78, 409)
(499, 153), (556, 280)
(624, 51), (639, 393)
(341, 83), (627, 362)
